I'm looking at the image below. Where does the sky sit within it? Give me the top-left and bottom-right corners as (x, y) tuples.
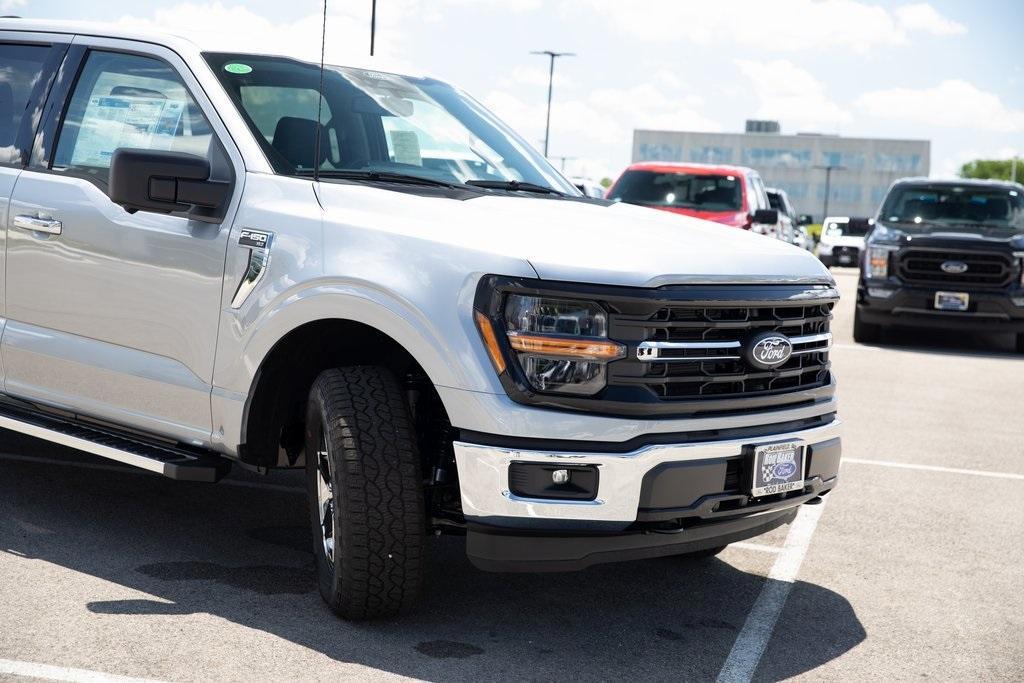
(16, 0), (1024, 183)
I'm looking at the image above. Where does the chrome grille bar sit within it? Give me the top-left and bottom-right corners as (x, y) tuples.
(636, 333), (831, 362)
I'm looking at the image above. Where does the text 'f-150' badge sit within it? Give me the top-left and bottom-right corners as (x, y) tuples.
(239, 229), (272, 249)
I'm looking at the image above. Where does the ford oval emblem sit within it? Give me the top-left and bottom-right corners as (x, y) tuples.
(940, 260), (969, 274)
(746, 333), (793, 370)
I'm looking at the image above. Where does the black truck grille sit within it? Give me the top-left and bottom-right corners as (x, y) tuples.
(608, 298), (834, 403)
(897, 249), (1017, 288)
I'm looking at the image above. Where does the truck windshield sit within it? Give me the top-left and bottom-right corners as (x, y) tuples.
(204, 53), (577, 194)
(608, 171), (743, 211)
(880, 185), (1024, 234)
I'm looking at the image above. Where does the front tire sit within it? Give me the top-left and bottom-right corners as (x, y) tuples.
(305, 366), (425, 620)
(853, 307), (882, 344)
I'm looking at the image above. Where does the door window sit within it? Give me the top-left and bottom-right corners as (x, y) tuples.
(0, 43), (53, 165)
(53, 51), (213, 187)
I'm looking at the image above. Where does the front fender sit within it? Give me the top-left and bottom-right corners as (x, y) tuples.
(209, 277), (505, 454)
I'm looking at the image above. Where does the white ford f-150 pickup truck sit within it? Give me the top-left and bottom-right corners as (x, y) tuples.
(0, 19), (841, 619)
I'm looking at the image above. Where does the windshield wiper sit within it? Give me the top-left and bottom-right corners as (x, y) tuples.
(300, 169), (468, 189)
(465, 179), (564, 196)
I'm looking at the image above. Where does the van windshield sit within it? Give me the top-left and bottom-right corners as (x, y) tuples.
(880, 184), (1024, 234)
(204, 53), (577, 194)
(608, 171), (743, 211)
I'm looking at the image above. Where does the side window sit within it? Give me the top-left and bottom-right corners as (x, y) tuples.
(0, 42), (53, 165)
(53, 51), (213, 186)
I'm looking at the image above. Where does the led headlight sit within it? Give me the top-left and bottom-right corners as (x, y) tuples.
(501, 295), (625, 395)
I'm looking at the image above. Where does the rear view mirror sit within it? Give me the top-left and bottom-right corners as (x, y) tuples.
(797, 213), (814, 225)
(752, 209), (779, 225)
(109, 149), (230, 223)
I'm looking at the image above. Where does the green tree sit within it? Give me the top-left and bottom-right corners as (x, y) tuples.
(600, 177), (613, 188)
(959, 158), (1020, 182)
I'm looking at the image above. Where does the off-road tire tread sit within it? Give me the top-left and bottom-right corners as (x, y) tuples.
(307, 366), (424, 620)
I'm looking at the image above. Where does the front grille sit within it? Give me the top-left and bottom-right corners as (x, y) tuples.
(897, 248), (1017, 288)
(833, 246), (860, 263)
(608, 297), (834, 403)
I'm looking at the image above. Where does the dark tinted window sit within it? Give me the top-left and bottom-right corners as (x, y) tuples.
(608, 170), (742, 210)
(0, 43), (52, 165)
(767, 191), (782, 210)
(880, 184), (1023, 232)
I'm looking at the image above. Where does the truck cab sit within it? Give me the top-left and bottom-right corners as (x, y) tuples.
(0, 19), (842, 620)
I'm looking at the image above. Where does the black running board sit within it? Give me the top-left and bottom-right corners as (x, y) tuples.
(0, 402), (231, 482)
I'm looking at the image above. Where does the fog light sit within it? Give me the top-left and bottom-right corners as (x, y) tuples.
(508, 462), (598, 500)
(867, 287), (895, 299)
(1012, 297), (1024, 307)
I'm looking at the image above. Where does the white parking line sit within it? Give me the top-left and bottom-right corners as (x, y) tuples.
(0, 452), (305, 493)
(716, 500), (827, 683)
(0, 658), (165, 683)
(843, 457), (1024, 481)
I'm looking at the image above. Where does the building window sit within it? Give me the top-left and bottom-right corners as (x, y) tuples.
(874, 153), (921, 173)
(817, 183), (862, 203)
(770, 181), (809, 200)
(689, 146), (733, 163)
(820, 151), (865, 170)
(742, 147), (811, 168)
(637, 143), (684, 162)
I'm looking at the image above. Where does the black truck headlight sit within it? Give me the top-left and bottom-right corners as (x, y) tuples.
(476, 294), (625, 396)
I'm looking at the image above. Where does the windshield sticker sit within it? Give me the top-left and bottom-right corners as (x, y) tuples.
(390, 130), (422, 166)
(70, 95), (185, 168)
(224, 63), (253, 75)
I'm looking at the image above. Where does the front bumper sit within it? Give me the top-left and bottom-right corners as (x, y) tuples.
(858, 281), (1024, 332)
(454, 419), (842, 571)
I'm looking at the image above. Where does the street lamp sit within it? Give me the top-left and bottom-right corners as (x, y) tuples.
(814, 164), (846, 220)
(530, 50), (575, 158)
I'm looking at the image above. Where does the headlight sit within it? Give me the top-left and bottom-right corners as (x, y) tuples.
(476, 294), (625, 395)
(867, 247), (892, 278)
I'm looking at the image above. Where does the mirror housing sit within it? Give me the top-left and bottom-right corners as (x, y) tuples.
(797, 213), (814, 225)
(752, 208), (779, 225)
(109, 148), (231, 223)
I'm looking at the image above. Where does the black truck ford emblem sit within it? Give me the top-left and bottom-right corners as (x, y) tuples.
(940, 260), (968, 274)
(746, 332), (793, 370)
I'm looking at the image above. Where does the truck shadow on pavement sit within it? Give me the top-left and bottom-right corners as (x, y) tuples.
(863, 327), (1022, 359)
(0, 440), (865, 681)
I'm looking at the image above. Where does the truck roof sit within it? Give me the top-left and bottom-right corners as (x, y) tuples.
(625, 161), (759, 177)
(0, 17), (426, 78)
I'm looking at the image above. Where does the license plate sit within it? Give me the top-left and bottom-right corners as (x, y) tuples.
(751, 441), (806, 498)
(934, 291), (969, 312)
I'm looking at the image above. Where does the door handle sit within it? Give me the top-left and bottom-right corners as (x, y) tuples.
(13, 215), (62, 236)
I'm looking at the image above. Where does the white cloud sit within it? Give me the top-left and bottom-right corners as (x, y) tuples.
(568, 0), (963, 53)
(500, 65), (575, 90)
(894, 3), (967, 36)
(484, 80), (720, 180)
(735, 59), (851, 131)
(856, 80), (1024, 133)
(0, 0), (26, 12)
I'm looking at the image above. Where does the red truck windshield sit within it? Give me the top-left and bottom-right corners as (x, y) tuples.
(609, 171), (743, 211)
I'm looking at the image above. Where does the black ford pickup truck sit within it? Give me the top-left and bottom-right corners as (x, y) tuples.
(855, 178), (1024, 353)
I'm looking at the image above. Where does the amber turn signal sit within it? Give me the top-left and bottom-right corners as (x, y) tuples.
(506, 333), (626, 361)
(474, 311), (507, 374)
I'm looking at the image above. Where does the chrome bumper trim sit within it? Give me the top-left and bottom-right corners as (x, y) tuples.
(454, 418), (842, 522)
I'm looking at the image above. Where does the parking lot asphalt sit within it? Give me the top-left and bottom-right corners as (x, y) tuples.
(1, 268), (1022, 682)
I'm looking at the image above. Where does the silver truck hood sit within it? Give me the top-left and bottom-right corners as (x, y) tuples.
(317, 184), (834, 288)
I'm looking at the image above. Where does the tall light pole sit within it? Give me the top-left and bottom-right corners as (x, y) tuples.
(530, 50), (574, 158)
(814, 164), (846, 219)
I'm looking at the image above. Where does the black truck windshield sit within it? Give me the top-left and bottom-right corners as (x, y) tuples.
(608, 171), (743, 211)
(880, 184), (1024, 234)
(204, 53), (577, 195)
